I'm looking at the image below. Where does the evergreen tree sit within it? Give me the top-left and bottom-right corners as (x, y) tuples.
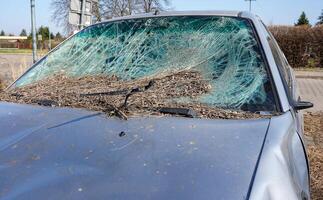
(295, 11), (310, 26)
(20, 29), (27, 36)
(37, 26), (50, 40)
(317, 9), (323, 25)
(0, 30), (5, 36)
(55, 32), (62, 40)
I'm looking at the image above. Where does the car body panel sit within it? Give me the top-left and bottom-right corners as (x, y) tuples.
(0, 102), (270, 200)
(249, 112), (310, 200)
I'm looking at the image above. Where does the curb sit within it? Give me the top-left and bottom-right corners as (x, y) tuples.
(296, 75), (323, 80)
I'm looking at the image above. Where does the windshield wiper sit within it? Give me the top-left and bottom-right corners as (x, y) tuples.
(80, 80), (155, 109)
(80, 89), (128, 97)
(80, 80), (155, 99)
(103, 103), (128, 120)
(79, 80), (155, 119)
(121, 80), (155, 109)
(10, 93), (24, 98)
(158, 107), (197, 118)
(33, 99), (59, 107)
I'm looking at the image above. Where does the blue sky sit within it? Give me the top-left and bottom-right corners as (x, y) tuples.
(0, 0), (322, 35)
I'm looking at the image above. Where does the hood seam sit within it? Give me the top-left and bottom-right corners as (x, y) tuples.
(245, 117), (272, 199)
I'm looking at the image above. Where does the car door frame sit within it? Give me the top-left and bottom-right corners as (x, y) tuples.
(257, 18), (311, 195)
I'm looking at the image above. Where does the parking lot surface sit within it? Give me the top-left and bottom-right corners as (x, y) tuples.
(297, 78), (323, 112)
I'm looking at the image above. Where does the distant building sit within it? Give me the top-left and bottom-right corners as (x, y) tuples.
(0, 36), (28, 49)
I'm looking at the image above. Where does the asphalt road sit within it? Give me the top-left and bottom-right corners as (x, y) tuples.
(297, 78), (323, 112)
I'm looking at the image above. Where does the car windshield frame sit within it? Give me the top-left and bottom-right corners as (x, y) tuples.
(9, 14), (281, 113)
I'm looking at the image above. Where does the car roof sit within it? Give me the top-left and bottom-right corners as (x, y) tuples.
(97, 10), (259, 24)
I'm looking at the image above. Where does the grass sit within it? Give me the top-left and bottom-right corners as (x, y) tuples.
(9, 57), (29, 82)
(0, 55), (31, 87)
(0, 48), (48, 54)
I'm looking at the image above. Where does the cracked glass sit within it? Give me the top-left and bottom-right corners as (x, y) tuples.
(14, 16), (276, 112)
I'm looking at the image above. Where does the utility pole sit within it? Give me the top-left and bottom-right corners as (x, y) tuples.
(80, 0), (86, 29)
(245, 0), (256, 12)
(30, 0), (37, 63)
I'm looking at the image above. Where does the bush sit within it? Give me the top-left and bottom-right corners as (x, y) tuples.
(269, 25), (323, 68)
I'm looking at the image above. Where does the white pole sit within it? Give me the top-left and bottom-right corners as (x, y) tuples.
(80, 0), (86, 29)
(30, 0), (37, 63)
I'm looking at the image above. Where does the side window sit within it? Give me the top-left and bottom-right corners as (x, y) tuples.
(259, 20), (298, 104)
(268, 39), (289, 82)
(259, 21), (293, 91)
(267, 36), (294, 100)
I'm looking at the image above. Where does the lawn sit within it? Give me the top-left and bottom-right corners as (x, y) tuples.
(0, 48), (48, 54)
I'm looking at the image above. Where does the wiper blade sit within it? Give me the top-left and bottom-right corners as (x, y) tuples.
(80, 89), (128, 97)
(80, 80), (155, 101)
(33, 99), (59, 107)
(103, 103), (128, 120)
(79, 80), (155, 119)
(10, 93), (24, 98)
(121, 80), (155, 109)
(158, 107), (197, 118)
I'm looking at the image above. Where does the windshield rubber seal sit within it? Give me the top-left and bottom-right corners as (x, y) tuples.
(244, 18), (282, 113)
(9, 15), (282, 115)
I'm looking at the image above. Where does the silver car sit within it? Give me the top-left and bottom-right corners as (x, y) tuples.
(0, 11), (313, 200)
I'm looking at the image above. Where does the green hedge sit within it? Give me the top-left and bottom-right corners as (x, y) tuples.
(269, 25), (323, 68)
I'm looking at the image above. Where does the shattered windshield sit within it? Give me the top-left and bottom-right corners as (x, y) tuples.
(4, 16), (277, 119)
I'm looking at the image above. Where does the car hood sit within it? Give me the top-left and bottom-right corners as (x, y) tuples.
(0, 102), (270, 200)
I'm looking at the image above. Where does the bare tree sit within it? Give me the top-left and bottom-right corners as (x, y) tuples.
(101, 0), (134, 19)
(51, 0), (75, 34)
(101, 0), (170, 19)
(92, 2), (102, 21)
(141, 0), (170, 13)
(51, 0), (171, 33)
